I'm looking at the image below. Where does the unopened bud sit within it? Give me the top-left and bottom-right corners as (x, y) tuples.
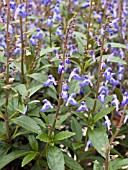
(6, 85), (11, 90)
(101, 148), (106, 153)
(112, 141), (119, 146)
(116, 135), (125, 140)
(0, 73), (4, 78)
(13, 93), (19, 98)
(111, 155), (118, 160)
(9, 78), (14, 83)
(8, 58), (14, 63)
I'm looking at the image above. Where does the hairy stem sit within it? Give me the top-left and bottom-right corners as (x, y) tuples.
(105, 104), (127, 170)
(86, 0), (93, 50)
(5, 0), (11, 141)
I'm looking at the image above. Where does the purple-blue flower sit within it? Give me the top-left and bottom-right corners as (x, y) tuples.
(41, 99), (53, 112)
(79, 75), (93, 87)
(76, 101), (88, 112)
(47, 16), (53, 27)
(43, 75), (57, 87)
(68, 68), (82, 82)
(66, 93), (78, 106)
(122, 92), (128, 106)
(111, 95), (120, 111)
(58, 61), (65, 74)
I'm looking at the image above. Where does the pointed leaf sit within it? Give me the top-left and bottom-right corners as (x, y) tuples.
(54, 131), (75, 141)
(22, 152), (37, 167)
(36, 132), (52, 143)
(11, 116), (42, 134)
(28, 135), (38, 151)
(89, 127), (109, 158)
(71, 117), (82, 142)
(93, 106), (115, 123)
(0, 150), (32, 169)
(64, 155), (84, 170)
(47, 146), (64, 170)
(40, 47), (60, 56)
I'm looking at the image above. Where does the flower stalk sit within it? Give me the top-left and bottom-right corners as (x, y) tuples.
(5, 0), (11, 141)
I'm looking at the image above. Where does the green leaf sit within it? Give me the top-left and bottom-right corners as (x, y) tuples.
(72, 143), (84, 150)
(74, 112), (88, 123)
(27, 73), (47, 83)
(36, 132), (52, 143)
(28, 135), (38, 151)
(32, 117), (46, 128)
(102, 55), (127, 65)
(88, 127), (109, 158)
(108, 158), (128, 170)
(71, 117), (82, 142)
(93, 106), (115, 123)
(47, 146), (64, 170)
(22, 152), (37, 167)
(64, 155), (84, 170)
(56, 113), (71, 126)
(0, 98), (6, 107)
(104, 42), (128, 49)
(69, 79), (81, 95)
(11, 116), (42, 134)
(93, 160), (104, 170)
(54, 131), (75, 141)
(28, 84), (43, 97)
(14, 84), (27, 99)
(40, 47), (60, 56)
(0, 150), (32, 169)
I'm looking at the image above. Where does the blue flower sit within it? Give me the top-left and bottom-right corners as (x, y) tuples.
(89, 50), (96, 62)
(79, 75), (93, 87)
(66, 58), (71, 64)
(58, 61), (65, 74)
(104, 115), (111, 130)
(66, 93), (78, 106)
(47, 16), (53, 27)
(76, 101), (88, 112)
(98, 91), (106, 104)
(13, 46), (21, 55)
(43, 75), (57, 87)
(122, 92), (128, 106)
(30, 36), (37, 46)
(68, 68), (82, 82)
(35, 28), (44, 39)
(61, 91), (68, 100)
(56, 26), (63, 37)
(10, 0), (16, 10)
(111, 95), (120, 111)
(62, 84), (69, 91)
(41, 99), (53, 112)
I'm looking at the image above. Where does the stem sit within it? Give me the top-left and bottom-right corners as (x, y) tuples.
(86, 0), (93, 50)
(20, 2), (25, 83)
(5, 0), (11, 141)
(105, 104), (127, 170)
(92, 26), (106, 112)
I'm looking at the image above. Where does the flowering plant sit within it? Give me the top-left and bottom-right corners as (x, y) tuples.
(0, 0), (128, 170)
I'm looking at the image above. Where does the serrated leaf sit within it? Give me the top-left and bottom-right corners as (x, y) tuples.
(64, 155), (84, 170)
(89, 127), (109, 158)
(28, 135), (38, 151)
(36, 132), (52, 143)
(40, 47), (60, 56)
(54, 131), (75, 141)
(22, 152), (37, 167)
(71, 117), (82, 142)
(93, 106), (115, 123)
(47, 146), (64, 170)
(11, 116), (41, 134)
(104, 43), (127, 49)
(0, 150), (32, 169)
